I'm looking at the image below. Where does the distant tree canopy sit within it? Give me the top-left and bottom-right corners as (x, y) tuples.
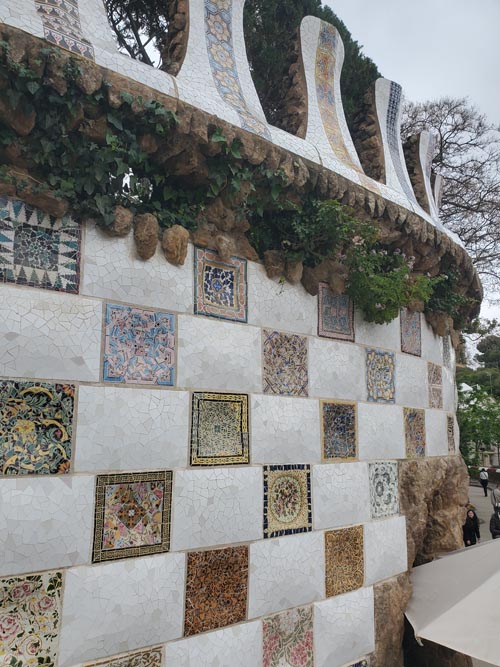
(456, 335), (500, 398)
(103, 0), (380, 126)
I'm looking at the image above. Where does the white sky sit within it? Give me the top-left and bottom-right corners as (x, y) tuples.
(327, 0), (500, 125)
(327, 0), (500, 321)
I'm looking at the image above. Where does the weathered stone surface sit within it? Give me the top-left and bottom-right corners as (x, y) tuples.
(285, 259), (303, 284)
(105, 206), (133, 237)
(161, 224), (190, 265)
(75, 61), (103, 96)
(263, 250), (285, 279)
(399, 457), (468, 567)
(134, 213), (159, 260)
(214, 233), (235, 262)
(235, 235), (259, 262)
(425, 312), (454, 338)
(0, 97), (36, 136)
(373, 573), (412, 667)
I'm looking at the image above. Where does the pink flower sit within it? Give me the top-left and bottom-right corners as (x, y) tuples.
(0, 613), (22, 642)
(36, 595), (55, 613)
(10, 581), (36, 601)
(18, 635), (42, 655)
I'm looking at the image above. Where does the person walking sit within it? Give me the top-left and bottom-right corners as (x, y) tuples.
(491, 482), (500, 508)
(463, 509), (480, 547)
(489, 507), (500, 539)
(479, 468), (489, 497)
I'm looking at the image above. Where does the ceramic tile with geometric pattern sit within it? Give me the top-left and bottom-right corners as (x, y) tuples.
(35, 0), (95, 59)
(427, 362), (443, 409)
(369, 461), (399, 519)
(82, 647), (163, 667)
(447, 415), (455, 453)
(184, 546), (248, 636)
(262, 330), (308, 397)
(194, 247), (248, 322)
(366, 349), (395, 404)
(403, 408), (426, 458)
(190, 392), (249, 466)
(103, 304), (175, 386)
(0, 570), (63, 666)
(0, 380), (75, 475)
(442, 335), (452, 369)
(321, 400), (357, 461)
(92, 471), (172, 563)
(263, 605), (314, 667)
(0, 195), (81, 293)
(400, 309), (421, 356)
(318, 284), (354, 341)
(263, 464), (312, 538)
(325, 525), (364, 597)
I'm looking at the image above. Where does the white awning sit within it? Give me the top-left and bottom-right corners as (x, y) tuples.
(405, 539), (500, 666)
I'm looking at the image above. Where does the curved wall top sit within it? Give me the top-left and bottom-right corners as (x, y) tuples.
(0, 0), (461, 242)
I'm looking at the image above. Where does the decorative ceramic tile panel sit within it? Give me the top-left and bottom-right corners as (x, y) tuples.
(0, 195), (81, 293)
(369, 461), (399, 519)
(184, 546), (248, 636)
(204, 0), (270, 139)
(35, 0), (94, 59)
(400, 309), (421, 356)
(428, 362), (443, 409)
(321, 400), (357, 461)
(403, 408), (426, 458)
(366, 349), (395, 404)
(263, 464), (312, 538)
(318, 284), (354, 341)
(447, 415), (455, 453)
(190, 391), (249, 466)
(92, 471), (172, 563)
(349, 661), (369, 667)
(103, 304), (175, 386)
(83, 647), (163, 667)
(194, 247), (247, 322)
(0, 570), (62, 665)
(263, 605), (314, 667)
(0, 380), (74, 475)
(386, 81), (416, 202)
(262, 330), (308, 397)
(325, 525), (364, 597)
(442, 335), (452, 369)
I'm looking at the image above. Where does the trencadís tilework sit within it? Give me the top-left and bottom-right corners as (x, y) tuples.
(0, 380), (75, 475)
(318, 284), (354, 341)
(190, 392), (249, 466)
(0, 570), (62, 665)
(184, 545), (248, 636)
(35, 0), (95, 59)
(82, 647), (163, 667)
(404, 408), (426, 458)
(103, 304), (175, 386)
(204, 0), (270, 139)
(386, 82), (416, 203)
(442, 335), (452, 369)
(366, 349), (395, 404)
(447, 415), (455, 453)
(263, 464), (312, 538)
(325, 525), (364, 597)
(369, 461), (399, 519)
(0, 196), (81, 293)
(263, 330), (308, 397)
(194, 247), (247, 322)
(427, 362), (443, 409)
(92, 471), (172, 563)
(400, 309), (421, 356)
(263, 605), (314, 667)
(321, 400), (357, 460)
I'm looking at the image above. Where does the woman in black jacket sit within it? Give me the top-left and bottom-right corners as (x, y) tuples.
(490, 509), (500, 539)
(463, 509), (480, 546)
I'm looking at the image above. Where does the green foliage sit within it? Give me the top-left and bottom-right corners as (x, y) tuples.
(456, 366), (500, 399)
(457, 384), (500, 465)
(426, 268), (479, 330)
(243, 0), (380, 127)
(476, 335), (500, 369)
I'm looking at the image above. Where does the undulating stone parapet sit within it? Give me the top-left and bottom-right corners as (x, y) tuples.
(403, 131), (441, 220)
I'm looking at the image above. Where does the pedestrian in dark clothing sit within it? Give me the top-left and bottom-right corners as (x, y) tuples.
(463, 509), (480, 547)
(490, 508), (500, 539)
(479, 468), (489, 497)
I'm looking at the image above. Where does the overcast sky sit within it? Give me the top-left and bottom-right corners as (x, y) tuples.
(327, 0), (500, 125)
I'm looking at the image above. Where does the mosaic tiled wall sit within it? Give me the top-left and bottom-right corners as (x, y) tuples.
(35, 0), (94, 59)
(0, 202), (459, 667)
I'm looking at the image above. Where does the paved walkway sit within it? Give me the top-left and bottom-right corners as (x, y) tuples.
(467, 483), (494, 543)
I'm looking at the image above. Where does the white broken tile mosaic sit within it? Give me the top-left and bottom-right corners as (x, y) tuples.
(250, 395), (321, 464)
(171, 467), (262, 551)
(364, 515), (408, 586)
(312, 462), (370, 530)
(309, 338), (365, 401)
(394, 353), (427, 408)
(425, 409), (449, 457)
(74, 386), (189, 472)
(58, 554), (186, 666)
(357, 404), (405, 460)
(0, 285), (102, 382)
(353, 309), (400, 351)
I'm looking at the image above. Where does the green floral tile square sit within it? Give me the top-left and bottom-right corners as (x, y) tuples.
(0, 571), (63, 666)
(0, 380), (75, 476)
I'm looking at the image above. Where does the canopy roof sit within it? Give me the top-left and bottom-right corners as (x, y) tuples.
(406, 540), (500, 665)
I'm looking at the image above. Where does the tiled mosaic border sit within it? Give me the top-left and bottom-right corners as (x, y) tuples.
(263, 464), (312, 539)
